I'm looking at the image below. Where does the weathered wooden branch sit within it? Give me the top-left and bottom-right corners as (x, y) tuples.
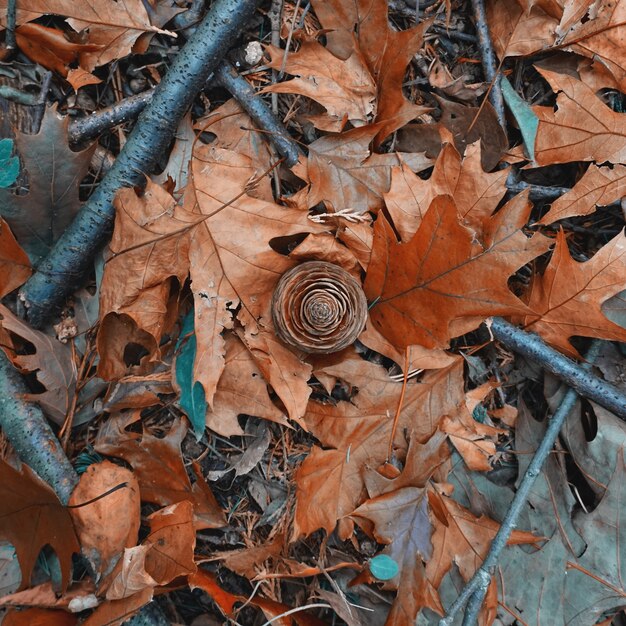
(0, 351), (78, 504)
(214, 60), (302, 167)
(441, 339), (603, 626)
(19, 0), (262, 328)
(490, 317), (626, 419)
(470, 0), (505, 130)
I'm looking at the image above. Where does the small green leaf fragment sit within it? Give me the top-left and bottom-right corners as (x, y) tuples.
(0, 156), (20, 188)
(175, 309), (207, 440)
(369, 554), (399, 581)
(501, 77), (538, 163)
(0, 138), (14, 161)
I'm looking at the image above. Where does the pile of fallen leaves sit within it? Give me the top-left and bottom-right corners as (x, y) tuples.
(0, 0), (625, 625)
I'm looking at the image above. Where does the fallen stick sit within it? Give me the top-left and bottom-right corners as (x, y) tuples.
(19, 0), (261, 328)
(0, 351), (78, 504)
(440, 339), (603, 626)
(470, 0), (506, 130)
(489, 317), (626, 419)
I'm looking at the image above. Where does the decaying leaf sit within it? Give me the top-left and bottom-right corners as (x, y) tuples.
(0, 460), (79, 592)
(0, 107), (95, 265)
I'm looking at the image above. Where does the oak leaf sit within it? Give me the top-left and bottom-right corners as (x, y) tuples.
(0, 0), (173, 71)
(364, 195), (547, 350)
(94, 414), (225, 530)
(534, 68), (626, 166)
(294, 352), (465, 538)
(0, 108), (95, 265)
(68, 461), (140, 581)
(539, 164), (626, 224)
(293, 124), (433, 215)
(0, 460), (79, 592)
(522, 229), (626, 356)
(383, 141), (508, 242)
(310, 0), (431, 145)
(263, 40), (376, 132)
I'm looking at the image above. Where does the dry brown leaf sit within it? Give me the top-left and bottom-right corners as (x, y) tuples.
(105, 546), (156, 601)
(0, 460), (79, 592)
(486, 0), (558, 57)
(559, 0), (626, 92)
(94, 414), (225, 530)
(383, 141), (508, 242)
(204, 333), (288, 437)
(0, 580), (96, 610)
(15, 24), (102, 77)
(0, 219), (31, 298)
(0, 304), (76, 424)
(0, 0), (173, 71)
(98, 179), (193, 379)
(293, 124), (433, 215)
(312, 0), (431, 145)
(81, 589), (152, 626)
(3, 607), (78, 626)
(364, 195), (548, 350)
(539, 164), (626, 224)
(189, 144), (319, 420)
(68, 461), (140, 581)
(534, 68), (626, 166)
(522, 229), (626, 356)
(143, 501), (196, 585)
(263, 40), (376, 132)
(294, 352), (464, 538)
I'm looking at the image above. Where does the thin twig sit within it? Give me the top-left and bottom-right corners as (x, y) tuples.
(489, 318), (626, 419)
(470, 0), (506, 130)
(441, 340), (602, 626)
(32, 70), (53, 133)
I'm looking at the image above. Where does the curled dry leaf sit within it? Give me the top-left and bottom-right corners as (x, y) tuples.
(68, 461), (140, 582)
(0, 219), (31, 298)
(272, 261), (368, 354)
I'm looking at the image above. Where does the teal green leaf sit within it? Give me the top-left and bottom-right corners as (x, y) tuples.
(501, 77), (538, 163)
(0, 139), (19, 188)
(175, 309), (207, 440)
(369, 554), (399, 581)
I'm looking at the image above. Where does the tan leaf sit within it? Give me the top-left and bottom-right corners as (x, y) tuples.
(522, 230), (626, 357)
(94, 414), (225, 530)
(263, 40), (376, 132)
(364, 195), (546, 350)
(539, 164), (626, 224)
(0, 0), (173, 71)
(68, 461), (140, 581)
(534, 68), (626, 166)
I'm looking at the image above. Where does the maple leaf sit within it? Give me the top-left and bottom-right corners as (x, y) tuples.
(534, 68), (626, 166)
(522, 229), (626, 356)
(311, 0), (431, 145)
(0, 0), (173, 71)
(94, 414), (225, 530)
(0, 460), (79, 592)
(0, 219), (31, 298)
(364, 194), (548, 350)
(539, 164), (626, 225)
(263, 40), (376, 132)
(294, 352), (465, 538)
(293, 124), (433, 215)
(0, 107), (95, 265)
(383, 141), (508, 242)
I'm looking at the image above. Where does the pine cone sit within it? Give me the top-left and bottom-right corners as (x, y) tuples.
(271, 261), (368, 354)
